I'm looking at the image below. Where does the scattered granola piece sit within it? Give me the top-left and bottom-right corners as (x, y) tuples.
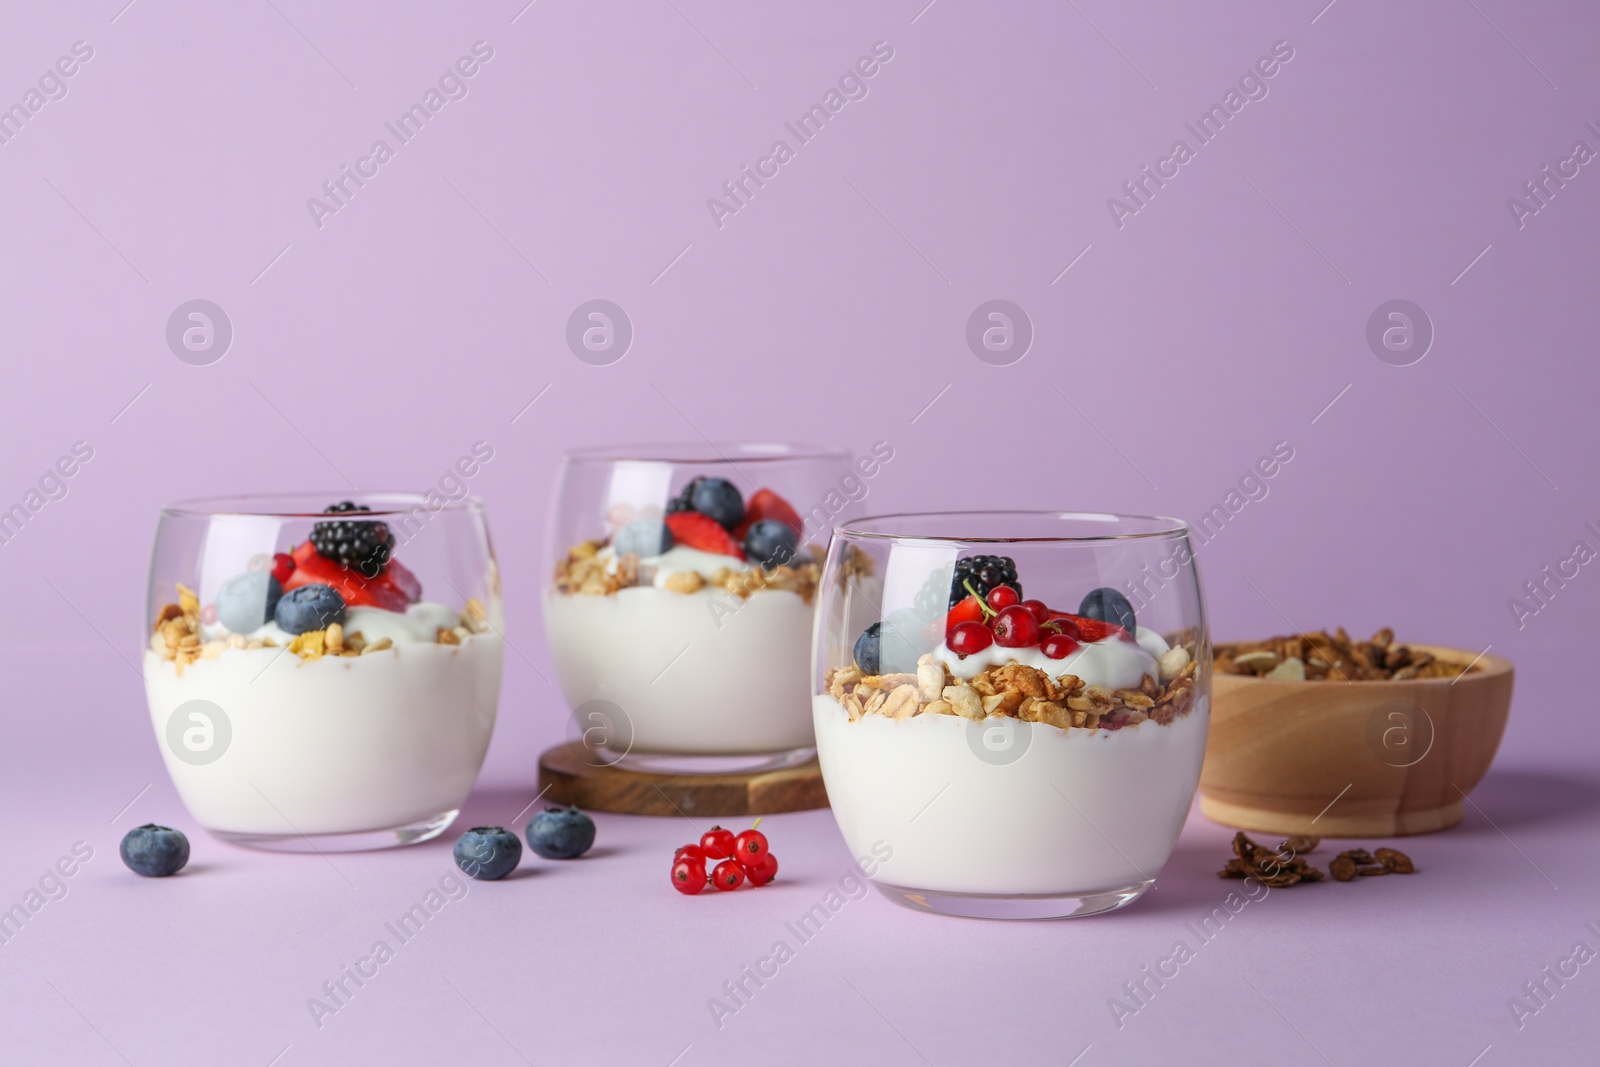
(326, 623), (344, 655)
(436, 627), (461, 646)
(1158, 646), (1191, 682)
(944, 685), (985, 721)
(1375, 847), (1415, 874)
(882, 684), (920, 720)
(1265, 656), (1306, 681)
(663, 570), (704, 594)
(1279, 836), (1319, 854)
(362, 636), (392, 654)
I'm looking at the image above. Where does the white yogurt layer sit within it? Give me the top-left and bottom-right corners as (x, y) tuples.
(144, 626), (502, 837)
(545, 583), (813, 755)
(813, 692), (1208, 895)
(938, 627), (1170, 690)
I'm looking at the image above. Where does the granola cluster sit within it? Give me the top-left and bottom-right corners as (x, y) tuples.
(1216, 627), (1472, 682)
(823, 643), (1200, 733)
(149, 585), (490, 675)
(553, 539), (823, 603)
(1218, 833), (1416, 887)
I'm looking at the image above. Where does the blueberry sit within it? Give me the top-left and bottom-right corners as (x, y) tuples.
(216, 571), (282, 634)
(613, 518), (673, 558)
(526, 805), (596, 860)
(689, 477), (744, 529)
(120, 824), (189, 877)
(274, 583), (346, 635)
(743, 519), (799, 569)
(854, 622), (883, 674)
(453, 827), (522, 880)
(1079, 587), (1137, 633)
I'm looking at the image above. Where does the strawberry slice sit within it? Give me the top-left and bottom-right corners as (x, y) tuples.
(291, 540), (318, 567)
(665, 511), (744, 559)
(734, 488), (804, 542)
(382, 557), (422, 602)
(1054, 612), (1126, 643)
(283, 547), (412, 612)
(945, 594), (986, 636)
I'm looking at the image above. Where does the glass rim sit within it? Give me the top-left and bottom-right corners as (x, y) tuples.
(159, 491), (487, 519)
(559, 441), (849, 465)
(834, 510), (1191, 543)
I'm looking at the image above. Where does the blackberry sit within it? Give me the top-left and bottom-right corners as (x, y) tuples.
(950, 554), (1021, 608)
(311, 502), (393, 575)
(665, 477), (703, 515)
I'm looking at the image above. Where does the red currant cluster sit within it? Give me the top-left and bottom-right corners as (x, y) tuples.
(945, 583), (1127, 659)
(671, 821), (777, 895)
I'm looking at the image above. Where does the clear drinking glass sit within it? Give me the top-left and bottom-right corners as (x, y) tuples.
(545, 442), (856, 772)
(813, 512), (1209, 918)
(143, 492), (504, 851)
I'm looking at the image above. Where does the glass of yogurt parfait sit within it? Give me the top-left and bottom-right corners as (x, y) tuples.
(144, 493), (504, 852)
(813, 512), (1209, 919)
(545, 442), (864, 771)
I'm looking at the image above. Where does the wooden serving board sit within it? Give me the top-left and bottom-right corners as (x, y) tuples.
(537, 742), (829, 817)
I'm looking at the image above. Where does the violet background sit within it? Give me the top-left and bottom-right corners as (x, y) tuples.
(2, 1), (1597, 1064)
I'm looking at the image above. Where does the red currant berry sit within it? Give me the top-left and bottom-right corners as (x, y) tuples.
(985, 585), (1020, 611)
(672, 857), (707, 895)
(947, 621), (994, 656)
(734, 828), (769, 866)
(746, 852), (779, 887)
(674, 844), (707, 864)
(1020, 599), (1050, 625)
(700, 826), (735, 860)
(1045, 615), (1082, 642)
(271, 552), (295, 584)
(712, 860), (745, 890)
(1040, 633), (1081, 659)
(992, 604), (1041, 647)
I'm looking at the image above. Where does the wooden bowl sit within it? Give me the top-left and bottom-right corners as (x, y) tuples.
(1199, 645), (1514, 837)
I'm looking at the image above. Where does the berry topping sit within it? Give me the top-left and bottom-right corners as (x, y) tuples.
(947, 620), (994, 657)
(1079, 587), (1137, 634)
(311, 502), (394, 577)
(453, 827), (522, 881)
(120, 824), (188, 878)
(274, 583), (346, 635)
(1020, 599), (1051, 625)
(945, 594), (986, 634)
(700, 826), (736, 861)
(689, 477), (744, 529)
(672, 855), (707, 895)
(1043, 615), (1083, 642)
(1069, 614), (1127, 643)
(743, 519), (799, 569)
(525, 805), (596, 860)
(734, 825), (769, 866)
(986, 585), (1020, 611)
(853, 622), (883, 674)
(992, 604), (1041, 648)
(664, 511), (744, 559)
(735, 488), (803, 541)
(283, 550), (412, 612)
(711, 860), (746, 891)
(948, 555), (1021, 609)
(270, 552), (295, 584)
(745, 852), (779, 887)
(1040, 632), (1081, 659)
(613, 518), (673, 558)
(216, 571), (281, 634)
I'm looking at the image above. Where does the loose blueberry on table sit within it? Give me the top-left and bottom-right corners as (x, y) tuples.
(120, 824), (189, 877)
(454, 827), (522, 881)
(525, 805), (596, 860)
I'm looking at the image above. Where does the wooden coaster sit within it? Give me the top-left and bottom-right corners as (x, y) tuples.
(537, 742), (829, 817)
